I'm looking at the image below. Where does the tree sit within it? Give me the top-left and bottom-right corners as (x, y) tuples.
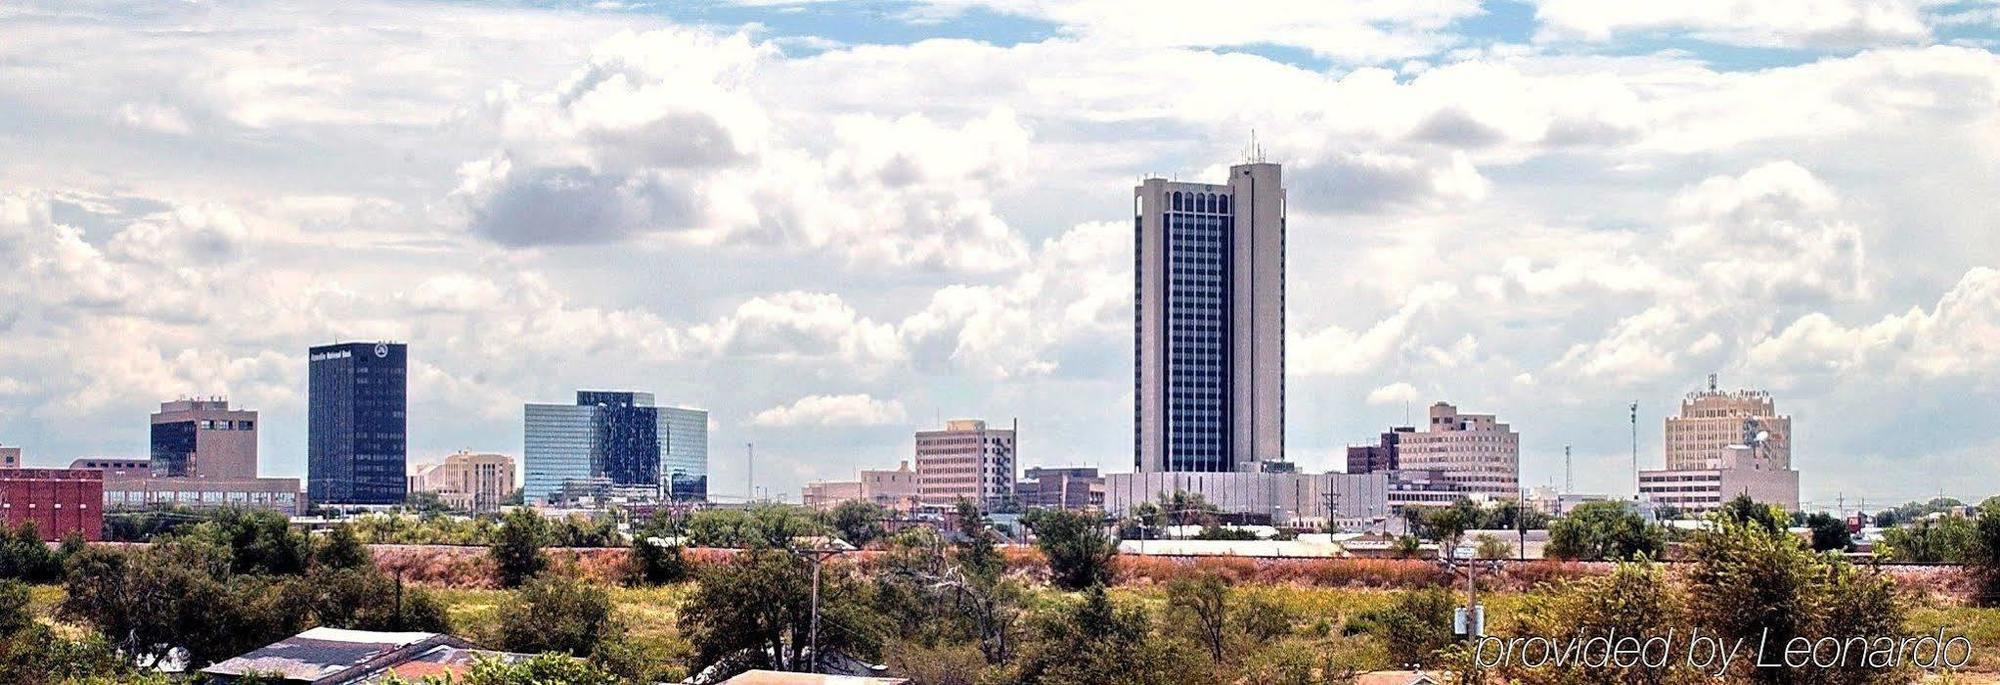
(1015, 586), (1196, 685)
(1879, 515), (1976, 562)
(499, 575), (615, 657)
(0, 521), (59, 582)
(490, 507), (550, 587)
(1351, 588), (1455, 667)
(1683, 514), (1909, 684)
(1023, 508), (1117, 591)
(831, 500), (889, 548)
(1545, 501), (1664, 561)
(1165, 572), (1231, 665)
(1494, 562), (1704, 685)
(404, 491), (453, 515)
(953, 498), (1003, 583)
(1966, 507), (2000, 607)
(316, 524), (373, 571)
(60, 538), (316, 669)
(685, 504), (827, 549)
(1474, 533), (1513, 560)
(1805, 512), (1853, 552)
(679, 548), (882, 678)
(309, 567), (451, 633)
(873, 526), (1023, 666)
(201, 509), (312, 576)
(628, 538), (688, 586)
(1716, 495), (1786, 533)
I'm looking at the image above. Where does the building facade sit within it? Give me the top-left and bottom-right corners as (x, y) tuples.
(150, 398), (258, 479)
(1665, 378), (1792, 471)
(1134, 163), (1286, 474)
(103, 476), (304, 516)
(1105, 470), (1462, 526)
(308, 342), (408, 505)
(860, 462), (919, 511)
(1346, 427), (1412, 474)
(408, 451), (516, 513)
(1019, 467), (1105, 510)
(802, 480), (864, 509)
(1642, 379), (1800, 512)
(914, 419), (1017, 508)
(524, 391), (705, 505)
(0, 468), (103, 541)
(659, 406), (709, 501)
(1393, 402), (1520, 499)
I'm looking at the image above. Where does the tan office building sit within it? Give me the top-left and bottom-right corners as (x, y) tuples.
(407, 451), (516, 513)
(150, 398), (258, 479)
(1665, 379), (1791, 471)
(915, 420), (1016, 508)
(1394, 402), (1520, 499)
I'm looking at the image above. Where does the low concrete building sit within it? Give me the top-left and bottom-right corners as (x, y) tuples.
(1019, 466), (1105, 510)
(1106, 469), (1465, 526)
(203, 627), (531, 684)
(860, 461), (919, 511)
(802, 480), (864, 509)
(407, 451), (515, 513)
(101, 474), (305, 516)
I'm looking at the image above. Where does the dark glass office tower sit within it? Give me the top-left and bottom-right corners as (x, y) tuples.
(577, 391), (660, 487)
(308, 342), (407, 505)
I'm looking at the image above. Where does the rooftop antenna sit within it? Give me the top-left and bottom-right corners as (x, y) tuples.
(1708, 373), (1718, 392)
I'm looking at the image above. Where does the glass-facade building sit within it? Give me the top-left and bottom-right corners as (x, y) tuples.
(308, 342), (408, 505)
(523, 391), (709, 504)
(660, 406), (708, 501)
(1134, 163), (1286, 473)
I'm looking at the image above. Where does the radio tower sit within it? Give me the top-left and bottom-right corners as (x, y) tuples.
(1629, 402), (1640, 499)
(1564, 444), (1573, 494)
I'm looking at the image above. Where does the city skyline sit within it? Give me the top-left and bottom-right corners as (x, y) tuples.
(4, 2), (2000, 509)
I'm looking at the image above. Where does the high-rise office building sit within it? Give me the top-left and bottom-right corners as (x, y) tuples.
(659, 406), (708, 501)
(523, 391), (707, 505)
(1641, 377), (1799, 512)
(150, 398), (258, 479)
(1395, 402), (1520, 499)
(915, 419), (1016, 508)
(1134, 162), (1285, 473)
(1665, 376), (1791, 471)
(1346, 427), (1413, 475)
(308, 342), (407, 505)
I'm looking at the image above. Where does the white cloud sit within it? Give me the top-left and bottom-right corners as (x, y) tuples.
(1530, 0), (1931, 48)
(1366, 382), (1422, 406)
(751, 393), (910, 427)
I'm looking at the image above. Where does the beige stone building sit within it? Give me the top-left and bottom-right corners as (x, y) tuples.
(1665, 379), (1791, 470)
(1642, 378), (1799, 512)
(801, 480), (863, 509)
(1394, 402), (1521, 499)
(915, 419), (1016, 508)
(407, 451), (516, 513)
(860, 461), (919, 510)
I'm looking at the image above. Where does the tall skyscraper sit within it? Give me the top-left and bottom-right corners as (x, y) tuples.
(1134, 162), (1286, 473)
(308, 342), (407, 505)
(1396, 402), (1520, 499)
(915, 419), (1016, 508)
(523, 391), (708, 504)
(150, 398), (257, 479)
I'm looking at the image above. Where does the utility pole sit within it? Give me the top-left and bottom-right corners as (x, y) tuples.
(794, 544), (846, 673)
(1563, 444), (1573, 494)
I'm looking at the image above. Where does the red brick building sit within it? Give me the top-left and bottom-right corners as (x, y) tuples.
(0, 468), (104, 541)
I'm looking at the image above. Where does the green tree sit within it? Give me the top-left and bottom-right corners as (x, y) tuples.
(0, 521), (59, 582)
(1350, 588), (1455, 668)
(679, 548), (881, 678)
(1879, 515), (1976, 562)
(1023, 508), (1117, 591)
(628, 538), (688, 586)
(1805, 512), (1853, 552)
(953, 498), (1004, 583)
(1684, 514), (1909, 684)
(201, 509), (312, 576)
(316, 524), (373, 571)
(831, 499), (890, 548)
(498, 575), (615, 657)
(1015, 585), (1196, 685)
(379, 654), (620, 685)
(1165, 571), (1232, 665)
(1495, 562), (1704, 685)
(1965, 507), (2000, 606)
(685, 504), (826, 549)
(490, 507), (550, 587)
(1716, 494), (1787, 532)
(1545, 501), (1664, 561)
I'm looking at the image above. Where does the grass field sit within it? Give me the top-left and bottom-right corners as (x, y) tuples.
(29, 581), (2000, 677)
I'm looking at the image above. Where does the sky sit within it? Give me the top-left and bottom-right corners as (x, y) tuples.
(3, 0), (2000, 511)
